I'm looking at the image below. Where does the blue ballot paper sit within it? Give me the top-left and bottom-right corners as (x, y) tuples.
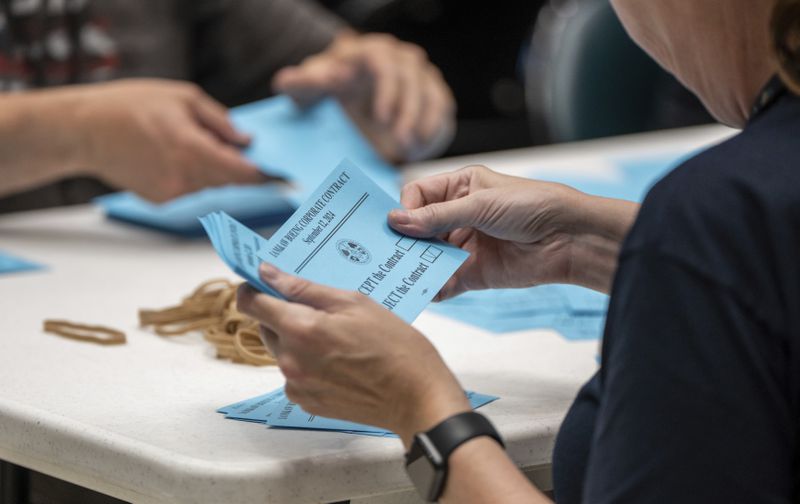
(232, 95), (400, 203)
(96, 95), (400, 235)
(219, 387), (499, 437)
(428, 285), (607, 339)
(96, 185), (295, 238)
(0, 250), (43, 276)
(200, 160), (469, 323)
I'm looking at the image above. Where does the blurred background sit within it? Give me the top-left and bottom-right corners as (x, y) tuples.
(320, 0), (712, 155)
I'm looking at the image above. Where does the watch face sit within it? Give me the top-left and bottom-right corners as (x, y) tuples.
(407, 455), (438, 500)
(406, 433), (447, 501)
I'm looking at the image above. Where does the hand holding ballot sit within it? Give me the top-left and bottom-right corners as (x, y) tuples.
(273, 32), (456, 163)
(202, 161), (635, 445)
(77, 80), (273, 203)
(200, 161), (468, 321)
(387, 165), (640, 297)
(237, 266), (472, 442)
(0, 79), (270, 203)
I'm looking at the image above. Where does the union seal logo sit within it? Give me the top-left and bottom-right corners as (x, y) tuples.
(336, 239), (371, 265)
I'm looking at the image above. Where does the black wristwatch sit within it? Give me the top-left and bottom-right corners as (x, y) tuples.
(404, 411), (504, 502)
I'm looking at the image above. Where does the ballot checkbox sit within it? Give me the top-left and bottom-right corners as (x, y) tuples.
(420, 245), (443, 263)
(396, 236), (418, 251)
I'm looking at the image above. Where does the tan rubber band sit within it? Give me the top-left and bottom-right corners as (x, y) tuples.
(43, 320), (127, 346)
(139, 279), (276, 367)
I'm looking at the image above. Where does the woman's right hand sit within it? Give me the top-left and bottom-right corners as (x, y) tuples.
(388, 165), (639, 299)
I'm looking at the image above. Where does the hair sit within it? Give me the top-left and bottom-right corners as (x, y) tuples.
(773, 0), (800, 93)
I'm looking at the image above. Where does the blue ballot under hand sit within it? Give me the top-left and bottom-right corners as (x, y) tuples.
(218, 387), (499, 437)
(96, 95), (400, 236)
(200, 160), (469, 323)
(95, 185), (295, 238)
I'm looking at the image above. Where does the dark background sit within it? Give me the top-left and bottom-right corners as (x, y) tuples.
(320, 0), (711, 156)
(321, 0), (545, 155)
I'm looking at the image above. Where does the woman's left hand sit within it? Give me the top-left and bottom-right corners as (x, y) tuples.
(237, 263), (470, 444)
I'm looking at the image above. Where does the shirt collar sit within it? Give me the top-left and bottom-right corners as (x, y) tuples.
(750, 75), (787, 120)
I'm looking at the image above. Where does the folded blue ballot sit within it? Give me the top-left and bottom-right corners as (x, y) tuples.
(200, 160), (469, 323)
(0, 250), (43, 276)
(97, 95), (400, 236)
(218, 387), (499, 437)
(96, 185), (295, 238)
(232, 95), (400, 203)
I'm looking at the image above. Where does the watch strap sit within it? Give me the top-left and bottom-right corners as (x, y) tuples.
(425, 411), (504, 463)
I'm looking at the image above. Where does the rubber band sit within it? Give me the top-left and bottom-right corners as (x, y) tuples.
(139, 279), (276, 367)
(43, 320), (127, 346)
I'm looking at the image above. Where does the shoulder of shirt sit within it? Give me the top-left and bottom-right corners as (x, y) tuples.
(618, 95), (800, 326)
(626, 93), (800, 255)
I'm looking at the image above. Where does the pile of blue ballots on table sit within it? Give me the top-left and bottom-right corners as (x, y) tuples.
(96, 95), (399, 237)
(218, 387), (498, 437)
(0, 250), (43, 276)
(428, 151), (697, 340)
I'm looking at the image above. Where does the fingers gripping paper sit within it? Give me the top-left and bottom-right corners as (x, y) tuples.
(200, 160), (469, 323)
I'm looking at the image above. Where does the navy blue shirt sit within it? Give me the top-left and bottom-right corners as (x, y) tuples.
(552, 87), (800, 503)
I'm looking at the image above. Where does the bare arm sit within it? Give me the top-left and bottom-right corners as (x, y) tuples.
(391, 395), (553, 504)
(0, 89), (88, 197)
(387, 165), (640, 297)
(567, 194), (640, 293)
(0, 79), (265, 202)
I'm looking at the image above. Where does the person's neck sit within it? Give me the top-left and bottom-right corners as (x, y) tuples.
(732, 51), (776, 124)
(725, 3), (777, 125)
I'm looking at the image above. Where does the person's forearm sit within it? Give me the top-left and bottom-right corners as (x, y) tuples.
(0, 89), (89, 197)
(567, 194), (640, 293)
(442, 437), (551, 504)
(397, 404), (551, 504)
(395, 381), (551, 504)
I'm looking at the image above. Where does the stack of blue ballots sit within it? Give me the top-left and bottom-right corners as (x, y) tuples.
(0, 250), (43, 276)
(97, 95), (399, 236)
(217, 387), (498, 437)
(200, 159), (469, 323)
(429, 150), (698, 340)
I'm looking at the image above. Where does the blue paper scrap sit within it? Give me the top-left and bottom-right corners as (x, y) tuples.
(200, 160), (469, 323)
(97, 95), (400, 235)
(220, 387), (498, 437)
(0, 250), (43, 276)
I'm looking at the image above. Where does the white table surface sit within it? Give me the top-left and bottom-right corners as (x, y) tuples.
(0, 124), (735, 504)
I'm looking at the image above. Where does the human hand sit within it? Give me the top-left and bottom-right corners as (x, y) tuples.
(273, 32), (455, 163)
(73, 79), (266, 202)
(237, 263), (470, 445)
(387, 165), (638, 298)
